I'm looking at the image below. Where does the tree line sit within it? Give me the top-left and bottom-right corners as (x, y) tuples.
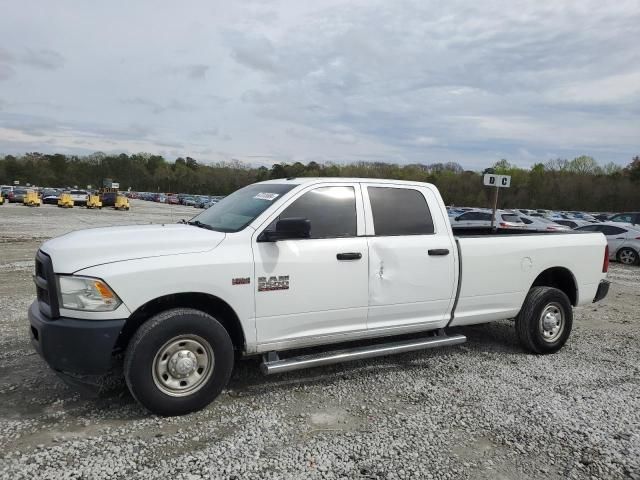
(1, 152), (639, 212)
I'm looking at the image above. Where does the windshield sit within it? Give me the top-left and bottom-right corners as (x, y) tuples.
(501, 214), (522, 223)
(190, 183), (296, 232)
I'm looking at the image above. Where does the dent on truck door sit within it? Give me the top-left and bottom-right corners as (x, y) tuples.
(364, 185), (456, 330)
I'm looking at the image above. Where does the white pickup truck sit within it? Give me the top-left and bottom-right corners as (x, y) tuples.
(29, 178), (610, 415)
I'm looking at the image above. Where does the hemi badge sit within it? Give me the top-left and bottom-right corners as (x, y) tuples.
(232, 277), (250, 285)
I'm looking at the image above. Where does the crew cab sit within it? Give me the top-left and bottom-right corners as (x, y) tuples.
(28, 178), (610, 416)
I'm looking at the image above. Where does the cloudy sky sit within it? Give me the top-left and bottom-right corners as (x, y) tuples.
(1, 0), (639, 169)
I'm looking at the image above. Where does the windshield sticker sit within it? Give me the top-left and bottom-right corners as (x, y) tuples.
(254, 192), (280, 201)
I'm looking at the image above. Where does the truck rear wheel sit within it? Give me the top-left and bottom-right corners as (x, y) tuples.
(124, 308), (234, 416)
(515, 286), (572, 354)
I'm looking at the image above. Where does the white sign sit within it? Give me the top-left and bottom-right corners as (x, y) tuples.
(13, 180), (19, 185)
(111, 182), (120, 189)
(483, 174), (511, 188)
(254, 192), (279, 201)
(87, 185), (92, 190)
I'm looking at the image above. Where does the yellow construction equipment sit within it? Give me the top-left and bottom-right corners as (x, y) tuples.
(23, 190), (42, 207)
(58, 192), (74, 208)
(86, 194), (103, 209)
(0, 193), (4, 205)
(114, 194), (130, 211)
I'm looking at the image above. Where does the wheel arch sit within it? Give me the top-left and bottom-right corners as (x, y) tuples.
(115, 292), (246, 353)
(530, 267), (578, 306)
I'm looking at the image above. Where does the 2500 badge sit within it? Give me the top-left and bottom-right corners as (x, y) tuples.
(258, 275), (290, 292)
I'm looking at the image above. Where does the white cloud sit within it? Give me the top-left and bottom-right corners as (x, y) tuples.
(0, 0), (638, 167)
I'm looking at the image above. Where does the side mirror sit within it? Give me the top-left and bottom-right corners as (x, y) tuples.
(259, 217), (311, 242)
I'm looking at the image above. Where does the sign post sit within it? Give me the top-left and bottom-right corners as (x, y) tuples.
(483, 174), (512, 230)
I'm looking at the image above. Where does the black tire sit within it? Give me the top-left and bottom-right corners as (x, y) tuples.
(124, 308), (234, 416)
(617, 247), (640, 266)
(515, 286), (573, 354)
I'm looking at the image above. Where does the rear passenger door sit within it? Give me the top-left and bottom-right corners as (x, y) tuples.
(600, 225), (629, 253)
(363, 184), (457, 331)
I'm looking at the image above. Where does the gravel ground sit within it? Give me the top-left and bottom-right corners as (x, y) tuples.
(0, 200), (638, 480)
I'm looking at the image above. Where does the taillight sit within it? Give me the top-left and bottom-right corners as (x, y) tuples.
(603, 245), (609, 273)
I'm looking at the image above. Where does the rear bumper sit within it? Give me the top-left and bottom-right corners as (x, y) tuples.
(28, 301), (126, 375)
(593, 280), (610, 303)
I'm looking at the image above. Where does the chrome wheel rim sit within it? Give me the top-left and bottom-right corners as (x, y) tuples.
(539, 303), (564, 343)
(619, 249), (637, 265)
(152, 335), (214, 397)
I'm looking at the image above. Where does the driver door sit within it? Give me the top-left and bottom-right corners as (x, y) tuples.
(252, 183), (369, 349)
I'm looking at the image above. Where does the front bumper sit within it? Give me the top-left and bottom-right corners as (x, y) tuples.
(593, 280), (610, 303)
(28, 300), (126, 375)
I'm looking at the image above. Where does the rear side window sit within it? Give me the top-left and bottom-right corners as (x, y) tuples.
(277, 186), (357, 239)
(600, 226), (627, 235)
(368, 187), (434, 236)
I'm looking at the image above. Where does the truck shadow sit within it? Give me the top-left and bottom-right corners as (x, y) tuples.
(227, 320), (523, 395)
(0, 321), (523, 421)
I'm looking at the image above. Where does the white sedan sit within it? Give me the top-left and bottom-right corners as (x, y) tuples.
(576, 222), (640, 266)
(452, 209), (526, 230)
(518, 215), (571, 232)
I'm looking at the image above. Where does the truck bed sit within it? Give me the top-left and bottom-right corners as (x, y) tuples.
(449, 231), (606, 326)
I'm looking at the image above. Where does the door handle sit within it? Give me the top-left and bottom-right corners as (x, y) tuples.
(337, 252), (362, 261)
(428, 249), (450, 256)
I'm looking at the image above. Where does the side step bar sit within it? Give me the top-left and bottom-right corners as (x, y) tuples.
(260, 331), (466, 375)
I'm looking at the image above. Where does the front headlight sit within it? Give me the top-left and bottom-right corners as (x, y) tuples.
(57, 275), (122, 311)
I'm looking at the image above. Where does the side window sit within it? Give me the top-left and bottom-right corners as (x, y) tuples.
(601, 226), (626, 236)
(462, 212), (480, 220)
(275, 186), (357, 239)
(521, 217), (533, 224)
(368, 187), (434, 236)
(578, 225), (599, 232)
(479, 213), (492, 221)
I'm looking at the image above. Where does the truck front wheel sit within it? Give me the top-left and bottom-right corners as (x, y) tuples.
(124, 308), (234, 416)
(515, 286), (573, 354)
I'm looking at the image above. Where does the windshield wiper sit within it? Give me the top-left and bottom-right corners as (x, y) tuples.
(187, 220), (214, 230)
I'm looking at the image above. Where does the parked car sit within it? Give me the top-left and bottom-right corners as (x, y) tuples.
(8, 187), (28, 203)
(553, 219), (594, 229)
(167, 195), (180, 205)
(41, 189), (61, 205)
(195, 196), (211, 208)
(576, 222), (640, 266)
(609, 212), (640, 227)
(182, 196), (196, 207)
(29, 178), (609, 415)
(69, 190), (89, 206)
(100, 192), (117, 207)
(452, 209), (526, 230)
(593, 213), (613, 222)
(1, 185), (14, 198)
(518, 215), (571, 232)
